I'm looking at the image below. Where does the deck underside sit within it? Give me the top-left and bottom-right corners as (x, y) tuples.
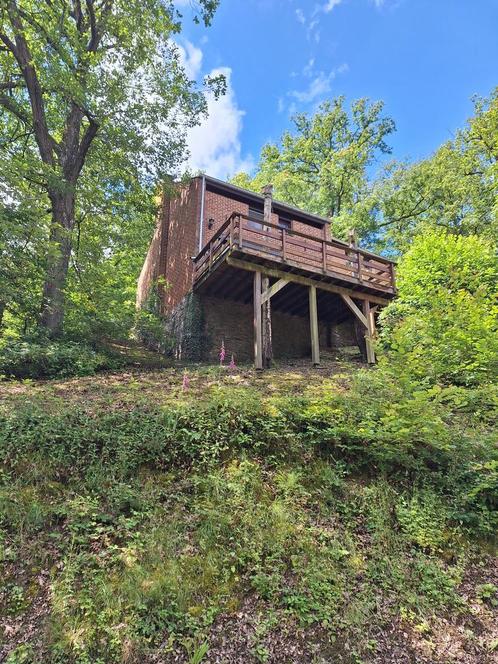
(193, 245), (394, 324)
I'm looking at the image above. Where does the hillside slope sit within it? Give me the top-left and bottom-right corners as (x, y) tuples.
(1, 361), (497, 664)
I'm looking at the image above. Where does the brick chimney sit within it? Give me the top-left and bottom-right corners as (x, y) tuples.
(262, 184), (273, 224)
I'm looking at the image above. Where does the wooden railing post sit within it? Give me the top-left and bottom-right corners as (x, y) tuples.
(358, 251), (363, 283)
(390, 263), (396, 291)
(282, 227), (286, 261)
(238, 214), (243, 249)
(322, 240), (327, 272)
(229, 214), (234, 249)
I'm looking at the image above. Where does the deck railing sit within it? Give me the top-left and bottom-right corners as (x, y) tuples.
(193, 212), (396, 293)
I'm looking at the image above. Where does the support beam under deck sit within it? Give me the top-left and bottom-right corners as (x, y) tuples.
(253, 271), (263, 370)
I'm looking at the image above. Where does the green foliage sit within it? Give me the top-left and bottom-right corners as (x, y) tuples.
(0, 0), (221, 338)
(0, 366), (496, 661)
(373, 88), (498, 250)
(231, 97), (395, 240)
(0, 340), (123, 379)
(134, 283), (172, 353)
(476, 583), (498, 607)
(380, 230), (498, 386)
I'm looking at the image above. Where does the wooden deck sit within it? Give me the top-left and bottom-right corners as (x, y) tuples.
(193, 212), (396, 298)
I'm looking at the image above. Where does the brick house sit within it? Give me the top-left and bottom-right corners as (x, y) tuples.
(137, 175), (396, 367)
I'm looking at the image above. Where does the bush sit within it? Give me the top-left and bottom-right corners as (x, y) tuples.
(0, 340), (123, 380)
(380, 230), (498, 386)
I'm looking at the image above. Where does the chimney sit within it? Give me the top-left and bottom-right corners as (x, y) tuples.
(262, 184), (273, 224)
(348, 228), (357, 248)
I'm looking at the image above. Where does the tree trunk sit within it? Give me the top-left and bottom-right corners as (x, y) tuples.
(39, 191), (75, 338)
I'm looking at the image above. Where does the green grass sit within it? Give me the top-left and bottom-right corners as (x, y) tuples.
(1, 362), (496, 663)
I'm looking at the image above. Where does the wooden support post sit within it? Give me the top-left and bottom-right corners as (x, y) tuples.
(340, 293), (376, 364)
(341, 294), (368, 328)
(309, 285), (320, 366)
(253, 271), (263, 370)
(261, 278), (289, 304)
(261, 184), (274, 369)
(362, 299), (376, 364)
(262, 276), (272, 368)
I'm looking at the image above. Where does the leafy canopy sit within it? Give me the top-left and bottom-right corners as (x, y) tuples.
(231, 97), (395, 240)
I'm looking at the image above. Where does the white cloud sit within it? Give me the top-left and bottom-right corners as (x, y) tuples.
(295, 8), (306, 24)
(323, 0), (342, 11)
(288, 63), (348, 105)
(290, 72), (334, 103)
(176, 39), (203, 80)
(303, 57), (315, 77)
(185, 67), (254, 179)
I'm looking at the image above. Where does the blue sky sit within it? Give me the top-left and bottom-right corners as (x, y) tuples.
(176, 0), (498, 179)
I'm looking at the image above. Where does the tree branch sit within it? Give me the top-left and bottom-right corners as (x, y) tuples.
(5, 0), (57, 165)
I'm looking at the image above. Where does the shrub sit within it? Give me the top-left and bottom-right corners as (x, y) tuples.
(0, 340), (122, 380)
(134, 281), (172, 354)
(134, 309), (171, 354)
(379, 230), (498, 386)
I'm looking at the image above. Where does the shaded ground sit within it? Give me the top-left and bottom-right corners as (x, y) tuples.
(0, 351), (359, 415)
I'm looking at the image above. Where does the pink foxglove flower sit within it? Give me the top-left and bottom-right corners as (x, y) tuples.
(182, 371), (190, 391)
(229, 354), (236, 369)
(219, 340), (226, 365)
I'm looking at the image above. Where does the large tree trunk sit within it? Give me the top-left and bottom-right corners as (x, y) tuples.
(39, 191), (75, 338)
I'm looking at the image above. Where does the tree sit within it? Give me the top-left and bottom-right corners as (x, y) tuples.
(372, 89), (498, 251)
(231, 97), (395, 240)
(0, 0), (220, 337)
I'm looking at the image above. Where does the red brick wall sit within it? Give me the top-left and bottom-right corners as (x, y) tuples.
(203, 189), (249, 245)
(136, 195), (168, 309)
(202, 295), (329, 363)
(138, 178), (334, 316)
(293, 219), (330, 240)
(201, 186), (330, 248)
(162, 179), (202, 312)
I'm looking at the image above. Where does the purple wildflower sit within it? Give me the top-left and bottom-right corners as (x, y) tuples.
(229, 354), (236, 369)
(182, 371), (190, 391)
(219, 340), (226, 365)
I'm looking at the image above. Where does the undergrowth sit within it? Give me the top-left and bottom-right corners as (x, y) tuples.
(0, 367), (496, 663)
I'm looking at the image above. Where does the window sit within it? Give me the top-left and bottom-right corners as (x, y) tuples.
(278, 216), (292, 231)
(248, 205), (264, 230)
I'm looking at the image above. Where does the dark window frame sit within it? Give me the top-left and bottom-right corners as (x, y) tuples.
(248, 205), (264, 230)
(278, 215), (292, 231)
